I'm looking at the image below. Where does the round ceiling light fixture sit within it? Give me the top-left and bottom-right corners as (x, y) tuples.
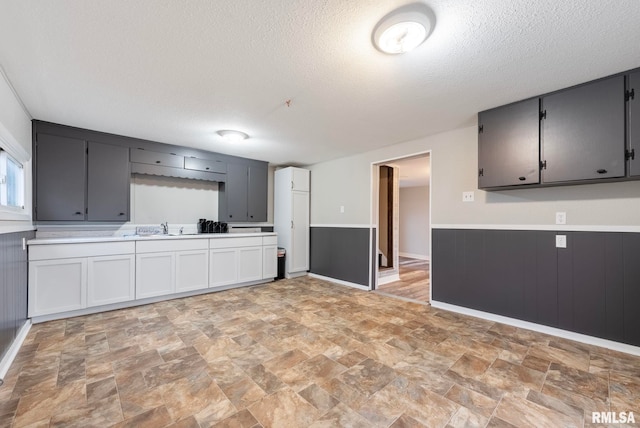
(372, 3), (434, 54)
(217, 130), (249, 142)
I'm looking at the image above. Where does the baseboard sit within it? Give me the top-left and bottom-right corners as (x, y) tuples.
(399, 252), (429, 261)
(378, 274), (400, 285)
(308, 273), (370, 291)
(285, 271), (307, 279)
(431, 300), (640, 357)
(0, 320), (31, 381)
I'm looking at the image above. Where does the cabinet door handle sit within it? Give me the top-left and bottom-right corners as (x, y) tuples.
(596, 169), (608, 174)
(518, 176), (526, 181)
(155, 160), (161, 164)
(74, 211), (82, 215)
(229, 214), (233, 218)
(118, 212), (125, 216)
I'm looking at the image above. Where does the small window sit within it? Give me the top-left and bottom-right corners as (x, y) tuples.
(0, 149), (24, 209)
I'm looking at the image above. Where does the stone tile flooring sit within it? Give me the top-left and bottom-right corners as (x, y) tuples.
(1, 277), (639, 427)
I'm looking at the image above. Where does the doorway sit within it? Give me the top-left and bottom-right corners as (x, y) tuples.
(371, 153), (431, 303)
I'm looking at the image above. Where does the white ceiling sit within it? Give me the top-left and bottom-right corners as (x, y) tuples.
(386, 155), (430, 187)
(1, 1), (639, 166)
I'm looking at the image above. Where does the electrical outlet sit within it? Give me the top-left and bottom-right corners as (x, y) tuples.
(555, 211), (566, 225)
(462, 191), (474, 202)
(556, 235), (567, 248)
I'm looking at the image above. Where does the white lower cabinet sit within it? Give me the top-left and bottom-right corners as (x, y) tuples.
(238, 246), (263, 282)
(210, 249), (238, 287)
(88, 255), (135, 306)
(262, 236), (278, 280)
(136, 252), (176, 299)
(29, 258), (87, 316)
(176, 250), (209, 292)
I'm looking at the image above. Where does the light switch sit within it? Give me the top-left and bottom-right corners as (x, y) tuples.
(340, 205), (345, 213)
(556, 235), (567, 248)
(555, 212), (566, 225)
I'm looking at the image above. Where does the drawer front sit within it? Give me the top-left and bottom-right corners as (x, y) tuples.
(29, 242), (136, 260)
(136, 239), (208, 253)
(210, 236), (263, 249)
(185, 157), (227, 174)
(130, 149), (184, 168)
(263, 236), (278, 246)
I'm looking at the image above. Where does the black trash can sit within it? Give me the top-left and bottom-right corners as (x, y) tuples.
(277, 248), (286, 280)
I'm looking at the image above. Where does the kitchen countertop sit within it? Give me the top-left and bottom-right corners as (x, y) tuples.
(27, 232), (277, 246)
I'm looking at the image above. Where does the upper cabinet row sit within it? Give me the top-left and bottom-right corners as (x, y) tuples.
(478, 69), (639, 189)
(33, 121), (268, 223)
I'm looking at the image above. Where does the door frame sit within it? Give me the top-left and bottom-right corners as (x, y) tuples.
(369, 150), (432, 300)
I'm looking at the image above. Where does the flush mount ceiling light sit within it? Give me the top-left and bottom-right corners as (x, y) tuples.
(372, 3), (434, 54)
(217, 130), (249, 142)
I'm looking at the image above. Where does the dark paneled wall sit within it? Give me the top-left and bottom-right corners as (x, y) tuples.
(0, 231), (34, 362)
(310, 227), (370, 287)
(432, 229), (640, 347)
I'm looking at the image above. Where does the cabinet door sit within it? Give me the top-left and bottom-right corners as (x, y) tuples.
(136, 252), (175, 298)
(292, 168), (310, 191)
(290, 191), (309, 273)
(87, 142), (130, 221)
(176, 250), (209, 292)
(263, 245), (277, 279)
(35, 134), (86, 221)
(542, 76), (625, 183)
(223, 163), (248, 222)
(29, 258), (87, 316)
(87, 255), (135, 306)
(238, 246), (263, 282)
(629, 71), (640, 177)
(210, 249), (238, 287)
(248, 165), (268, 222)
(478, 98), (540, 188)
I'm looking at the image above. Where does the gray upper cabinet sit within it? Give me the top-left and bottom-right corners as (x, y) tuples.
(541, 75), (625, 183)
(220, 163), (249, 222)
(478, 98), (540, 188)
(130, 149), (184, 168)
(35, 133), (131, 222)
(185, 157), (227, 174)
(87, 142), (130, 221)
(35, 134), (87, 221)
(219, 162), (268, 222)
(248, 164), (268, 222)
(629, 71), (639, 177)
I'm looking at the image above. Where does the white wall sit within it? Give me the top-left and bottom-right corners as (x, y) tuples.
(0, 68), (33, 233)
(130, 175), (219, 224)
(399, 186), (430, 259)
(309, 125), (640, 229)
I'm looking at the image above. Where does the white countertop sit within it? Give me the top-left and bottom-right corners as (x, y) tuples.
(28, 232), (277, 246)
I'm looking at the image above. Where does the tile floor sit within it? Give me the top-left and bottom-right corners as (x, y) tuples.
(0, 277), (639, 427)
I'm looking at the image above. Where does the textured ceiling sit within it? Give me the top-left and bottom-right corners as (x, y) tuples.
(1, 1), (639, 166)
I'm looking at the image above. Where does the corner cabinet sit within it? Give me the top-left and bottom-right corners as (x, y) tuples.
(478, 98), (540, 188)
(219, 162), (268, 222)
(34, 133), (130, 221)
(274, 167), (310, 277)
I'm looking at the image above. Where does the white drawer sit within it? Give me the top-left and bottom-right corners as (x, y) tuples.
(29, 242), (135, 261)
(210, 236), (263, 249)
(262, 236), (278, 246)
(136, 239), (208, 254)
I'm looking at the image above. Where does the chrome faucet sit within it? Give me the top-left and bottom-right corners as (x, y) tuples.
(161, 222), (168, 234)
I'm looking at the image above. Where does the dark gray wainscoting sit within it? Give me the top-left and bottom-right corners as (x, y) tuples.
(0, 230), (34, 363)
(310, 227), (371, 287)
(432, 228), (640, 347)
